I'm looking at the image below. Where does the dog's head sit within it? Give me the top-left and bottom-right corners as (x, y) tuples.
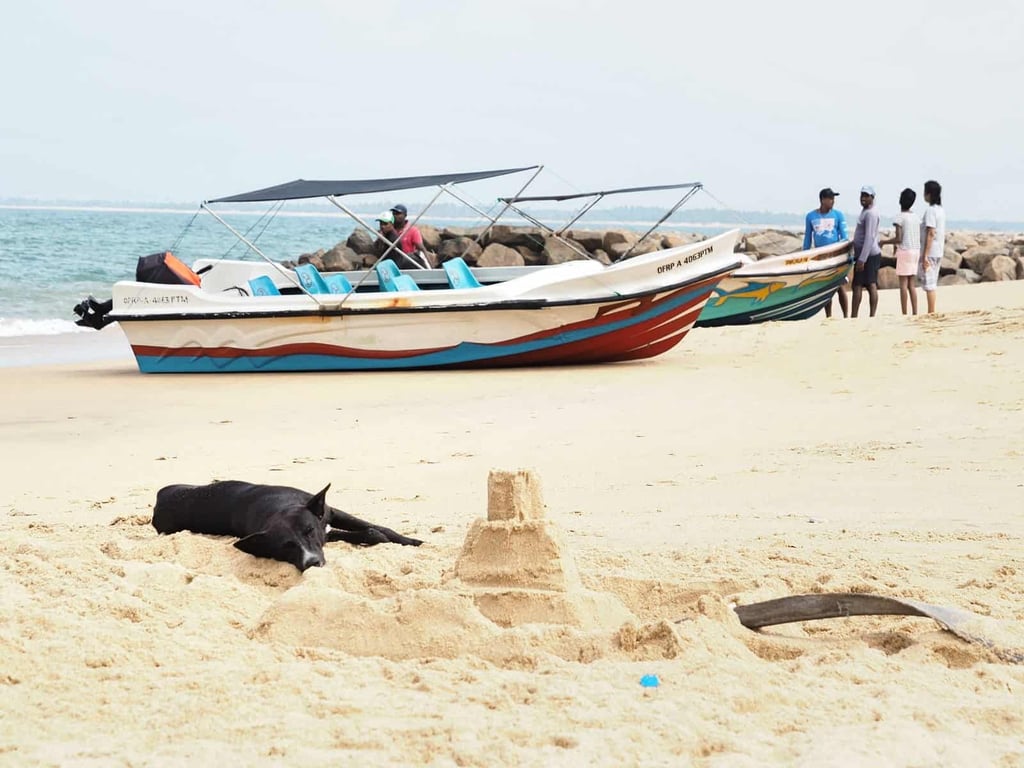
(233, 484), (330, 572)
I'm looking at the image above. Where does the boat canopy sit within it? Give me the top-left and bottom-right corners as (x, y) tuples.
(207, 166), (540, 203)
(500, 181), (701, 204)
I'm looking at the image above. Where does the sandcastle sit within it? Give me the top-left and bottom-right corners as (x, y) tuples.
(452, 468), (636, 630)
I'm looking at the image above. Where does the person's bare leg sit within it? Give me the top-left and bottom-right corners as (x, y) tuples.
(909, 277), (918, 315)
(851, 284), (863, 318)
(899, 277), (909, 314)
(823, 296), (833, 318)
(926, 289), (936, 314)
(837, 283), (850, 318)
(868, 284), (879, 317)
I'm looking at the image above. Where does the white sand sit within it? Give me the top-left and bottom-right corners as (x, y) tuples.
(2, 281), (1023, 766)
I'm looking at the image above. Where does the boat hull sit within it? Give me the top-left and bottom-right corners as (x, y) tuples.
(122, 274), (723, 372)
(695, 242), (853, 327)
(112, 231), (741, 373)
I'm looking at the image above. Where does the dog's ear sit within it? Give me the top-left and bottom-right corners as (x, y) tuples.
(234, 531), (279, 560)
(307, 484), (331, 521)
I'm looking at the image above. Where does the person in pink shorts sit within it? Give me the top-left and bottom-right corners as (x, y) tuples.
(881, 188), (921, 315)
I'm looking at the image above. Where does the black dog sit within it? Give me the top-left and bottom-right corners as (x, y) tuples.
(152, 481), (422, 571)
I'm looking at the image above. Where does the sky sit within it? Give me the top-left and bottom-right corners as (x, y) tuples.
(2, 0), (1023, 220)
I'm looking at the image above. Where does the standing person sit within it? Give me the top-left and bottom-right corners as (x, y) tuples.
(803, 187), (850, 318)
(880, 188), (921, 315)
(851, 186), (882, 318)
(389, 204), (433, 269)
(919, 180), (945, 314)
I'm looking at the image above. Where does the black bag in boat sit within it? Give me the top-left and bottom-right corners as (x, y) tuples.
(135, 251), (202, 286)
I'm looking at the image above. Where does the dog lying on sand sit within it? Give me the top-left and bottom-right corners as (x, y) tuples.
(152, 480), (423, 571)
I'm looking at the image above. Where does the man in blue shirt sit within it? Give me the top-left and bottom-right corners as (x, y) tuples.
(804, 187), (849, 318)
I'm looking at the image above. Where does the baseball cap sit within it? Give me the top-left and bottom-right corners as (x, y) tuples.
(860, 185), (876, 197)
(376, 211), (395, 224)
(390, 204), (407, 215)
(819, 187), (839, 199)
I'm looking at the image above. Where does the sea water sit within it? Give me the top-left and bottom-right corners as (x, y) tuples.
(0, 205), (355, 334)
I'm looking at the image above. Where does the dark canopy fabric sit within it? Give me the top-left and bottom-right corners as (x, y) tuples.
(501, 182), (701, 203)
(206, 166), (539, 203)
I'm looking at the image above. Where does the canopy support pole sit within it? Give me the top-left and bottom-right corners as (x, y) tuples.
(200, 203), (319, 302)
(555, 194), (606, 236)
(499, 203), (593, 261)
(617, 184), (702, 261)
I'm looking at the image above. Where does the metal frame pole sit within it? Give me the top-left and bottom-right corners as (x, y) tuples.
(618, 185), (702, 261)
(501, 202), (594, 261)
(200, 203), (319, 301)
(555, 194), (606, 236)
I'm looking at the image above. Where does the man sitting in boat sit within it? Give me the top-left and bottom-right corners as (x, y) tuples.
(388, 204), (433, 269)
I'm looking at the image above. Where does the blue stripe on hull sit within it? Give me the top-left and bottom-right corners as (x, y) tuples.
(133, 283), (708, 373)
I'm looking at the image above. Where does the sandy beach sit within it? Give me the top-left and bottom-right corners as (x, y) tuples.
(2, 281), (1023, 766)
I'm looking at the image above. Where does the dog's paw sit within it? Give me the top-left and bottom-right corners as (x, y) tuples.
(364, 528), (390, 545)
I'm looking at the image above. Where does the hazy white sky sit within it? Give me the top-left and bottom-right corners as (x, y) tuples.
(2, 0), (1022, 219)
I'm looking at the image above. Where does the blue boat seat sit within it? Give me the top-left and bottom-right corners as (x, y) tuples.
(294, 263), (331, 294)
(442, 257), (482, 289)
(324, 273), (353, 294)
(375, 259), (421, 292)
(248, 275), (281, 296)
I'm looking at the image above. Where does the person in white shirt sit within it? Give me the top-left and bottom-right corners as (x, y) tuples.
(919, 180), (946, 314)
(880, 188), (921, 315)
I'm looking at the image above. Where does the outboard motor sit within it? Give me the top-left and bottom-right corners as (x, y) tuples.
(134, 251), (202, 286)
(73, 251), (201, 329)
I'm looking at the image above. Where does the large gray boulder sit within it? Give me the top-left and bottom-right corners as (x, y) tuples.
(941, 246), (963, 270)
(477, 243), (524, 268)
(981, 255), (1018, 282)
(945, 232), (977, 253)
(744, 230), (802, 258)
(629, 237), (662, 257)
(956, 268), (982, 284)
(440, 226), (485, 241)
(346, 228), (376, 255)
(938, 274), (969, 286)
(297, 250), (326, 270)
(566, 230), (606, 252)
(877, 266), (900, 290)
(418, 225), (443, 252)
(661, 232), (703, 249)
(516, 245), (547, 266)
(322, 244), (357, 272)
(488, 225), (545, 249)
(542, 236), (588, 265)
(961, 244), (1008, 274)
(437, 236), (484, 265)
(602, 230), (638, 261)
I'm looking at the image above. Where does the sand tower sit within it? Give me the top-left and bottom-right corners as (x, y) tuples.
(453, 469), (635, 630)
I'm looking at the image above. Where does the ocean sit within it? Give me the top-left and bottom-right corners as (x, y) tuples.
(0, 206), (354, 335)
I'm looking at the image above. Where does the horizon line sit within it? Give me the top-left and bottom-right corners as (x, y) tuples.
(0, 200), (1021, 231)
